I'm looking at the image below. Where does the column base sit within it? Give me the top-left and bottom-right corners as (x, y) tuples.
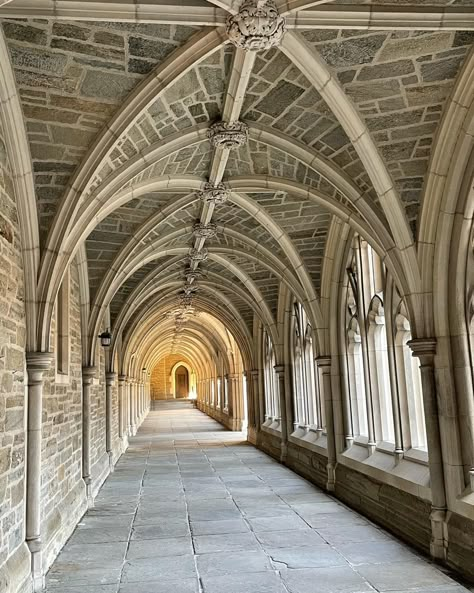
(27, 538), (44, 592)
(326, 463), (336, 492)
(108, 451), (114, 473)
(280, 441), (288, 464)
(430, 507), (447, 560)
(84, 478), (94, 508)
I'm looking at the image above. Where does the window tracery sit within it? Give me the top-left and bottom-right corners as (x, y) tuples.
(343, 236), (427, 455)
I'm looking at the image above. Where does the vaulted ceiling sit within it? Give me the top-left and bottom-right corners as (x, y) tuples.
(1, 0), (473, 370)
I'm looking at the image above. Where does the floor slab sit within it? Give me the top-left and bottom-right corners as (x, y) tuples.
(45, 405), (473, 593)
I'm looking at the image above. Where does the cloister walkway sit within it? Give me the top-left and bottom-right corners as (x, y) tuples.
(45, 404), (471, 593)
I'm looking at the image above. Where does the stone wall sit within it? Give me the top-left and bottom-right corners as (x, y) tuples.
(90, 345), (108, 494)
(0, 113), (30, 593)
(41, 261), (86, 571)
(151, 355), (192, 399)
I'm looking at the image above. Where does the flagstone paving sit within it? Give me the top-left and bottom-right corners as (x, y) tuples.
(45, 404), (473, 593)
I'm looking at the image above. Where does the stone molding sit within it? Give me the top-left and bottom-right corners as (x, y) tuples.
(105, 372), (117, 385)
(188, 248), (208, 262)
(26, 352), (53, 375)
(193, 222), (218, 238)
(197, 182), (230, 204)
(82, 366), (97, 384)
(207, 121), (249, 150)
(315, 355), (331, 369)
(408, 337), (437, 361)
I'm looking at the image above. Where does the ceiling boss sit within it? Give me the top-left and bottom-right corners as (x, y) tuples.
(226, 0), (286, 51)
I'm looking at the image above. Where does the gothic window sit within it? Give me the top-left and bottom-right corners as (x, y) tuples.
(263, 330), (279, 424)
(56, 270), (70, 377)
(343, 236), (427, 455)
(395, 312), (427, 450)
(291, 302), (319, 431)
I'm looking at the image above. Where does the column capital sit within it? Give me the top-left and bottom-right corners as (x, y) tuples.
(82, 366), (96, 384)
(274, 364), (284, 375)
(408, 338), (437, 361)
(118, 374), (127, 382)
(316, 355), (331, 369)
(250, 369), (259, 378)
(106, 372), (117, 385)
(26, 351), (53, 374)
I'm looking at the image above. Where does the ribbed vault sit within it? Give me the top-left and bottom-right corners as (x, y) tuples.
(1, 0), (473, 370)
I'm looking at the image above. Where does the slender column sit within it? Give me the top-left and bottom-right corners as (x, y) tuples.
(228, 374), (241, 430)
(105, 372), (116, 470)
(274, 365), (288, 463)
(250, 370), (260, 429)
(138, 382), (142, 420)
(128, 379), (136, 436)
(132, 382), (138, 433)
(408, 338), (447, 560)
(118, 375), (127, 442)
(82, 366), (96, 506)
(245, 371), (255, 429)
(25, 352), (53, 592)
(316, 356), (337, 491)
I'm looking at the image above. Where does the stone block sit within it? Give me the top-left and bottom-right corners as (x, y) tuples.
(9, 46), (67, 74)
(318, 35), (386, 68)
(81, 71), (136, 100)
(3, 22), (47, 45)
(358, 59), (415, 81)
(421, 56), (464, 82)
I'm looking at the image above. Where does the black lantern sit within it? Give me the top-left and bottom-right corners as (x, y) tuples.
(98, 329), (112, 347)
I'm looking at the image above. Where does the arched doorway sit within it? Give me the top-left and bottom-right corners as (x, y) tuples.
(175, 365), (189, 399)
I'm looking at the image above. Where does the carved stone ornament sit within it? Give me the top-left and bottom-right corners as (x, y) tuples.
(180, 295), (194, 307)
(197, 182), (230, 205)
(207, 121), (249, 150)
(188, 248), (208, 262)
(183, 283), (198, 296)
(226, 0), (286, 51)
(193, 222), (218, 239)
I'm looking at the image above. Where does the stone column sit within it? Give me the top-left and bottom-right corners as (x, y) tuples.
(245, 372), (255, 429)
(126, 379), (134, 436)
(82, 366), (96, 506)
(408, 338), (447, 560)
(228, 374), (242, 431)
(118, 375), (128, 448)
(25, 352), (53, 592)
(105, 372), (116, 471)
(131, 381), (137, 434)
(274, 365), (288, 463)
(316, 356), (337, 492)
(250, 370), (260, 430)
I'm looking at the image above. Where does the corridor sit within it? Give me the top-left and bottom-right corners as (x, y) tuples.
(46, 405), (470, 593)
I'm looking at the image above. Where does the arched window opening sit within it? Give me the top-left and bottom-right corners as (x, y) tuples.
(263, 330), (280, 428)
(395, 313), (427, 451)
(291, 302), (319, 434)
(217, 377), (222, 409)
(368, 297), (394, 443)
(56, 269), (70, 379)
(346, 316), (368, 438)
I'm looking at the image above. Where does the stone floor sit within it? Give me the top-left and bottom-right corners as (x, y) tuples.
(45, 404), (472, 593)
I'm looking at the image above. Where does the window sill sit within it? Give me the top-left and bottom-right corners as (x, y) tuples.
(289, 430), (328, 456)
(261, 422), (281, 438)
(55, 373), (70, 385)
(338, 442), (431, 499)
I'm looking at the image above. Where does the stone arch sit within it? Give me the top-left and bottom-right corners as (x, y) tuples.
(0, 28), (40, 350)
(170, 360), (196, 399)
